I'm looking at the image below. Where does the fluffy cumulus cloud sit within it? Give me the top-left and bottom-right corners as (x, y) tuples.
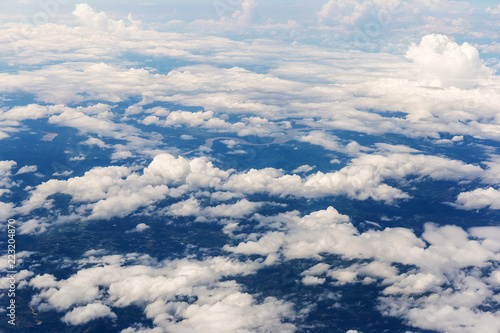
(223, 152), (484, 203)
(62, 303), (117, 325)
(17, 153), (230, 228)
(29, 254), (296, 332)
(406, 34), (494, 88)
(133, 223), (150, 232)
(15, 150), (487, 233)
(0, 160), (17, 191)
(15, 164), (37, 175)
(226, 206), (500, 332)
(455, 187), (500, 210)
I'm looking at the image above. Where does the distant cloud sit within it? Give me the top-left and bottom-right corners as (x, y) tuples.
(486, 4), (500, 15)
(406, 34), (494, 89)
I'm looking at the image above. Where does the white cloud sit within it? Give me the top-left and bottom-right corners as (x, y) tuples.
(62, 303), (117, 325)
(302, 276), (326, 285)
(301, 263), (331, 276)
(167, 197), (201, 216)
(210, 191), (244, 201)
(455, 187), (500, 210)
(29, 254), (296, 332)
(0, 160), (17, 189)
(202, 199), (262, 219)
(226, 204), (500, 332)
(318, 0), (402, 26)
(291, 165), (314, 174)
(486, 4), (500, 15)
(406, 34), (494, 88)
(18, 153), (232, 224)
(0, 202), (15, 220)
(167, 197), (262, 219)
(132, 223), (150, 233)
(299, 131), (343, 152)
(17, 151), (486, 231)
(15, 165), (38, 175)
(0, 251), (33, 271)
(73, 3), (141, 33)
(82, 137), (109, 148)
(2, 17), (500, 143)
(223, 153), (483, 203)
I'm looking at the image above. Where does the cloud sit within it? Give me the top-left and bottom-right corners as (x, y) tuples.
(301, 263), (331, 276)
(202, 199), (262, 219)
(128, 223), (150, 233)
(18, 153), (231, 223)
(233, 0), (257, 26)
(2, 15), (500, 143)
(167, 197), (262, 219)
(72, 3), (141, 32)
(143, 153), (230, 188)
(406, 34), (494, 88)
(167, 196), (201, 216)
(0, 160), (17, 189)
(455, 187), (500, 210)
(16, 150), (486, 232)
(318, 0), (402, 27)
(62, 303), (117, 325)
(486, 4), (500, 15)
(29, 254), (296, 332)
(225, 205), (500, 332)
(291, 165), (314, 174)
(15, 165), (37, 175)
(301, 275), (326, 285)
(298, 131), (344, 152)
(223, 153), (483, 203)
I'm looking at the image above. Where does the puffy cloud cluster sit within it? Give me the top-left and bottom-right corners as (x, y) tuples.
(62, 303), (117, 326)
(298, 130), (365, 155)
(167, 197), (262, 220)
(148, 109), (289, 137)
(318, 0), (402, 27)
(3, 5), (500, 143)
(2, 13), (500, 143)
(0, 160), (18, 219)
(18, 153), (230, 230)
(406, 34), (494, 89)
(16, 150), (486, 233)
(15, 164), (37, 175)
(29, 254), (295, 332)
(223, 152), (483, 202)
(0, 103), (168, 164)
(455, 187), (500, 210)
(225, 206), (500, 333)
(0, 160), (17, 191)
